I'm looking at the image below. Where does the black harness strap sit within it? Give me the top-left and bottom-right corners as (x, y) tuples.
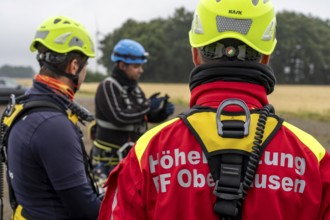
(213, 154), (243, 219)
(212, 99), (248, 220)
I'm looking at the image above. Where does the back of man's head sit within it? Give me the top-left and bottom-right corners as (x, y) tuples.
(189, 0), (277, 63)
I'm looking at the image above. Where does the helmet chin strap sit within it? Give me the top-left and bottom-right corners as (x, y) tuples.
(37, 53), (87, 93)
(69, 60), (87, 93)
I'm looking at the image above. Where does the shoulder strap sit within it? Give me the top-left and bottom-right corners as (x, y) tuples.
(2, 99), (64, 128)
(179, 101), (283, 220)
(1, 99), (65, 154)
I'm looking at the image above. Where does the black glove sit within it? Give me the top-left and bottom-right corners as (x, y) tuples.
(164, 101), (175, 116)
(147, 94), (175, 123)
(149, 92), (164, 112)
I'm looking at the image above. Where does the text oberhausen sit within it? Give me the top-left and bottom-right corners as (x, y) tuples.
(149, 148), (306, 193)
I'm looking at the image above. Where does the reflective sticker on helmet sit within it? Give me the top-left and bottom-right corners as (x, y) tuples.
(262, 18), (276, 41)
(216, 16), (252, 35)
(54, 32), (72, 44)
(69, 37), (84, 48)
(191, 12), (204, 34)
(35, 31), (49, 40)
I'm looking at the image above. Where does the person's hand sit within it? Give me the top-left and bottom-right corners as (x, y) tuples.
(149, 92), (164, 111)
(164, 102), (175, 116)
(147, 94), (174, 122)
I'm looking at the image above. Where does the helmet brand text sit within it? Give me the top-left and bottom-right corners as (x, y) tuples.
(228, 10), (242, 15)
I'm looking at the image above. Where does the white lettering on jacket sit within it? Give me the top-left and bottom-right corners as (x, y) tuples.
(149, 148), (307, 194)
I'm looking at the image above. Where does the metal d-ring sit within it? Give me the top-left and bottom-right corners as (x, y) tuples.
(216, 99), (250, 137)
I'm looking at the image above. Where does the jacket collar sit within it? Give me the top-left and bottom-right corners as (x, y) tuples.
(189, 62), (276, 95)
(189, 62), (273, 110)
(190, 81), (269, 110)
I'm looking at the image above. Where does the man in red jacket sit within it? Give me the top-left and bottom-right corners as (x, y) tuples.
(98, 0), (330, 219)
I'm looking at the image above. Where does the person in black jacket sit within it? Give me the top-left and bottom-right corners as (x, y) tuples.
(91, 39), (175, 184)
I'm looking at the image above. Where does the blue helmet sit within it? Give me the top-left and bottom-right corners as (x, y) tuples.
(111, 39), (149, 64)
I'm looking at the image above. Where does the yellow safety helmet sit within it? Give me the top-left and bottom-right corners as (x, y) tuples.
(30, 15), (95, 57)
(189, 0), (277, 55)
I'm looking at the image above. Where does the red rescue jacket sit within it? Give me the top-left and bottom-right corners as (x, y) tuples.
(99, 81), (330, 220)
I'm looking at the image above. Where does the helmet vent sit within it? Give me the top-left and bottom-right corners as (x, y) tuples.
(252, 0), (259, 6)
(263, 0), (270, 3)
(216, 0), (221, 2)
(54, 18), (62, 24)
(216, 16), (252, 35)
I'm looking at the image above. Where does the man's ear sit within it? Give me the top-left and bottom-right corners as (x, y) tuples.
(67, 59), (79, 75)
(192, 47), (202, 66)
(118, 61), (127, 71)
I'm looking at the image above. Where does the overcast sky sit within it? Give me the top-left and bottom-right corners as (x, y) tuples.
(1, 0), (329, 74)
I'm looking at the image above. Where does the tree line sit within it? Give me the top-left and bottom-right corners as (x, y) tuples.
(0, 65), (34, 78)
(2, 8), (329, 85)
(97, 8), (330, 85)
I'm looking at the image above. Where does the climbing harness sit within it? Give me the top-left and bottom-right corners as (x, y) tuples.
(0, 94), (99, 218)
(90, 139), (120, 193)
(91, 139), (135, 193)
(179, 98), (282, 220)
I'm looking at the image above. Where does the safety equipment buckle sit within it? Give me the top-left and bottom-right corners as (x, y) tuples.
(216, 99), (250, 138)
(4, 94), (17, 117)
(213, 158), (243, 218)
(213, 180), (243, 200)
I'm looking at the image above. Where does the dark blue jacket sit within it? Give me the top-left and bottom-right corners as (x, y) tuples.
(7, 82), (100, 219)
